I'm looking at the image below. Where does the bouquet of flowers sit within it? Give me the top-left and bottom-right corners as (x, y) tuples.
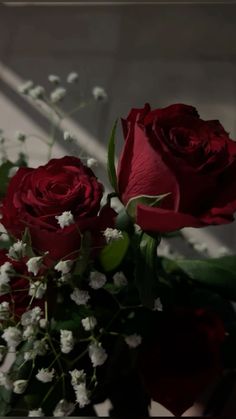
(0, 74), (236, 417)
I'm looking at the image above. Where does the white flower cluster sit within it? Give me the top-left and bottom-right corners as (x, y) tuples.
(63, 131), (75, 142)
(0, 261), (13, 295)
(18, 80), (33, 95)
(2, 326), (22, 349)
(70, 288), (90, 306)
(26, 256), (43, 276)
(87, 158), (97, 168)
(36, 368), (55, 383)
(55, 211), (74, 229)
(103, 228), (123, 243)
(48, 74), (61, 84)
(89, 271), (106, 290)
(21, 306), (42, 326)
(82, 316), (97, 331)
(88, 342), (107, 367)
(113, 271), (128, 288)
(55, 259), (73, 275)
(13, 379), (28, 394)
(29, 281), (47, 299)
(60, 329), (74, 354)
(125, 333), (142, 348)
(0, 301), (10, 320)
(67, 72), (79, 84)
(69, 369), (90, 408)
(28, 408), (44, 417)
(24, 339), (48, 361)
(29, 85), (45, 100)
(7, 240), (27, 260)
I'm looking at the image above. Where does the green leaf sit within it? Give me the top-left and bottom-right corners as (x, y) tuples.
(126, 193), (170, 220)
(99, 232), (130, 272)
(163, 256), (236, 300)
(0, 160), (15, 199)
(107, 119), (118, 192)
(134, 233), (160, 308)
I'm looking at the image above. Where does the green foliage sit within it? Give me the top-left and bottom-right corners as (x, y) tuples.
(107, 120), (118, 192)
(0, 160), (15, 199)
(99, 232), (130, 272)
(126, 193), (170, 220)
(162, 256), (236, 300)
(134, 232), (161, 309)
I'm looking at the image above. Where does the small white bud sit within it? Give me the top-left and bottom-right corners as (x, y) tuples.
(67, 72), (79, 84)
(55, 211), (74, 229)
(87, 158), (97, 168)
(82, 316), (97, 331)
(92, 86), (107, 101)
(50, 87), (66, 103)
(13, 379), (28, 394)
(63, 130), (75, 142)
(18, 80), (34, 95)
(29, 85), (45, 100)
(69, 369), (86, 386)
(48, 74), (60, 84)
(21, 306), (42, 326)
(125, 333), (142, 348)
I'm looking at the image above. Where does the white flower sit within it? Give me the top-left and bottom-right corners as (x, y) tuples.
(28, 408), (44, 417)
(92, 86), (107, 101)
(67, 72), (79, 83)
(0, 372), (12, 390)
(103, 228), (123, 243)
(48, 74), (60, 84)
(36, 368), (55, 383)
(15, 131), (26, 142)
(2, 327), (22, 349)
(8, 240), (27, 260)
(29, 281), (47, 299)
(153, 297), (163, 312)
(39, 318), (47, 329)
(29, 85), (45, 100)
(8, 166), (19, 178)
(89, 271), (106, 290)
(87, 158), (97, 168)
(50, 87), (66, 103)
(82, 316), (97, 331)
(60, 330), (74, 354)
(13, 379), (28, 394)
(70, 369), (86, 386)
(33, 339), (48, 356)
(26, 256), (43, 276)
(88, 342), (107, 367)
(0, 301), (9, 320)
(53, 399), (75, 417)
(55, 259), (73, 274)
(70, 288), (90, 306)
(18, 80), (34, 94)
(0, 261), (13, 295)
(21, 306), (42, 326)
(74, 383), (90, 408)
(113, 272), (128, 288)
(125, 333), (142, 348)
(23, 324), (38, 340)
(55, 211), (74, 229)
(63, 131), (75, 142)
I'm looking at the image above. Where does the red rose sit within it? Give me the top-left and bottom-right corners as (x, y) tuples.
(118, 104), (236, 232)
(1, 157), (105, 261)
(139, 308), (225, 416)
